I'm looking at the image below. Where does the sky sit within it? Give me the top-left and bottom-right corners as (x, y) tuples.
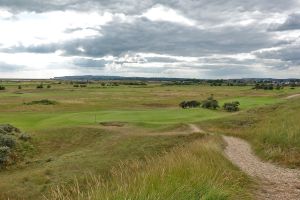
(0, 0), (300, 79)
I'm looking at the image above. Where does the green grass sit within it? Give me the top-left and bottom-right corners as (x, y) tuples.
(0, 108), (229, 131)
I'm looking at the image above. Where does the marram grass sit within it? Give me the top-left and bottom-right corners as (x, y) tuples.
(47, 137), (251, 200)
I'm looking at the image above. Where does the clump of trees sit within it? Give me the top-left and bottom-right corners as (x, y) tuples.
(201, 95), (219, 110)
(0, 86), (5, 90)
(179, 95), (220, 110)
(179, 100), (201, 109)
(0, 124), (32, 168)
(223, 101), (240, 112)
(179, 95), (241, 112)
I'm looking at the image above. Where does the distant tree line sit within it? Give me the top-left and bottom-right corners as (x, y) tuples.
(253, 83), (283, 90)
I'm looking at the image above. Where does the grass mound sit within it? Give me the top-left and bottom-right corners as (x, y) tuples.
(25, 99), (57, 105)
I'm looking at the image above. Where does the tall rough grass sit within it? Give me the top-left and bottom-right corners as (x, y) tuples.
(203, 98), (300, 167)
(251, 99), (300, 166)
(47, 137), (251, 200)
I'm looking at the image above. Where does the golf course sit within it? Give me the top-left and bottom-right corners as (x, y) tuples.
(0, 80), (299, 199)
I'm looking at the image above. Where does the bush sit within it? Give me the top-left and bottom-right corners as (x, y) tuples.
(0, 124), (33, 168)
(223, 101), (240, 112)
(19, 133), (31, 141)
(201, 95), (219, 110)
(0, 135), (16, 148)
(25, 99), (57, 105)
(47, 85), (51, 89)
(36, 84), (43, 89)
(179, 101), (201, 109)
(0, 85), (5, 90)
(0, 146), (10, 166)
(0, 124), (20, 133)
(18, 85), (22, 89)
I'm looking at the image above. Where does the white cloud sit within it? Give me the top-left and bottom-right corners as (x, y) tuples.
(0, 10), (114, 47)
(142, 5), (197, 26)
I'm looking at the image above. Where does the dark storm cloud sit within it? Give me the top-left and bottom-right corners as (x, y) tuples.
(204, 65), (260, 78)
(4, 18), (277, 58)
(256, 44), (300, 67)
(0, 61), (26, 72)
(271, 13), (300, 31)
(1, 0), (298, 16)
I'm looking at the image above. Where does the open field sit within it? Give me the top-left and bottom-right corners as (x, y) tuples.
(0, 81), (300, 199)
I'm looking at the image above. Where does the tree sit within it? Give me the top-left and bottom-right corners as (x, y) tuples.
(223, 101), (240, 112)
(179, 100), (201, 109)
(201, 95), (219, 110)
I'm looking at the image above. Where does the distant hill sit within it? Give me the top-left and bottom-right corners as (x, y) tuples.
(52, 75), (198, 82)
(52, 75), (299, 83)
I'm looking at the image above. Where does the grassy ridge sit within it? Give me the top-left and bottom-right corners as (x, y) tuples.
(48, 137), (251, 200)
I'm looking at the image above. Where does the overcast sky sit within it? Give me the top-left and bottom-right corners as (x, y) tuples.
(0, 0), (300, 79)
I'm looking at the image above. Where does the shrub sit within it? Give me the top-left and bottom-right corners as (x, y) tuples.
(179, 101), (201, 109)
(201, 95), (219, 110)
(36, 84), (43, 89)
(25, 99), (57, 105)
(0, 135), (16, 148)
(0, 124), (33, 168)
(223, 101), (240, 112)
(0, 146), (10, 166)
(18, 85), (22, 89)
(73, 84), (79, 87)
(47, 85), (51, 89)
(19, 133), (31, 141)
(0, 85), (5, 90)
(0, 124), (19, 133)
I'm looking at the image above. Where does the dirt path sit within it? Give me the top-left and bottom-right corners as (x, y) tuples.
(223, 136), (300, 200)
(285, 94), (300, 99)
(189, 124), (205, 133)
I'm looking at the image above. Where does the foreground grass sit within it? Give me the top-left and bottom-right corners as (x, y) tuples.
(203, 98), (300, 167)
(48, 137), (251, 200)
(0, 126), (205, 199)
